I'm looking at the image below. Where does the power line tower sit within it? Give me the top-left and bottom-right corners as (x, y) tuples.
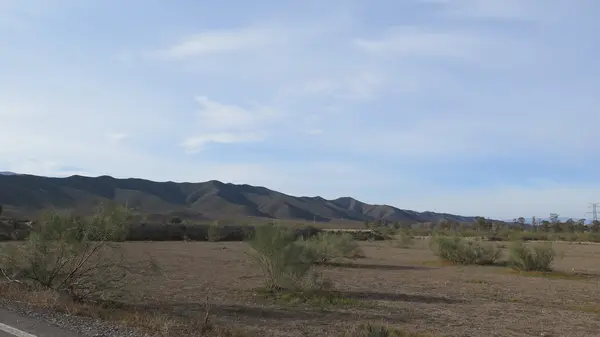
(587, 203), (600, 222)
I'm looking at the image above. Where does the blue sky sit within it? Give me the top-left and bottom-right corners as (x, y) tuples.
(1, 0), (599, 219)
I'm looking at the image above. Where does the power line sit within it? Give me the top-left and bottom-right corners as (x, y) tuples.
(587, 203), (600, 222)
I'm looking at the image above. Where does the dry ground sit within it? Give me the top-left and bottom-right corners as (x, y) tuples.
(92, 239), (600, 337)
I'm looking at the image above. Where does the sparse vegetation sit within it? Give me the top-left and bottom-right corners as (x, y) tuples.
(340, 323), (435, 337)
(301, 232), (364, 264)
(2, 191), (600, 336)
(508, 241), (556, 272)
(394, 230), (415, 248)
(1, 232), (600, 336)
(429, 235), (501, 265)
(0, 204), (159, 301)
(247, 223), (318, 291)
(260, 287), (359, 308)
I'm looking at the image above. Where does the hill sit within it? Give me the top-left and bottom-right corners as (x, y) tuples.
(0, 174), (478, 224)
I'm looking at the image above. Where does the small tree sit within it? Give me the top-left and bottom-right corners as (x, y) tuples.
(0, 203), (159, 301)
(0, 204), (3, 216)
(247, 224), (316, 292)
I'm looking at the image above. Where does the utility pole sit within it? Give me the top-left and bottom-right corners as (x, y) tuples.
(587, 203), (600, 222)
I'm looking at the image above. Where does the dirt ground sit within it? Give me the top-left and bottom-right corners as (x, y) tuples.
(117, 239), (600, 337)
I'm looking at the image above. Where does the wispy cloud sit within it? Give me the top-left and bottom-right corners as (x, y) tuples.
(1, 0), (598, 218)
(158, 27), (276, 58)
(106, 132), (128, 143)
(179, 96), (282, 153)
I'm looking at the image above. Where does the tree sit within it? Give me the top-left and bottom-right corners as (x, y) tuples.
(0, 204), (3, 216)
(549, 213), (560, 224)
(590, 220), (600, 233)
(576, 219), (586, 232)
(562, 219), (576, 233)
(474, 216), (487, 231)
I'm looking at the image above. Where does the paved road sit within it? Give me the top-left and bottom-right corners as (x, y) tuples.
(0, 307), (80, 337)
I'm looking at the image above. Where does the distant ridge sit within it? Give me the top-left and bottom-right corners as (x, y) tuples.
(0, 172), (17, 175)
(0, 173), (479, 223)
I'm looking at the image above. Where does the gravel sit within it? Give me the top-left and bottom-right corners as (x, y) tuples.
(0, 298), (145, 337)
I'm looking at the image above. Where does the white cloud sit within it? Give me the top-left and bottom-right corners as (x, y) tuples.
(179, 96), (282, 153)
(180, 133), (263, 153)
(158, 27), (277, 58)
(106, 132), (128, 142)
(1, 0), (598, 219)
(194, 96), (279, 131)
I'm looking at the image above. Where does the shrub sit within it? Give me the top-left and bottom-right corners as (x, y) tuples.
(375, 226), (397, 237)
(508, 241), (556, 272)
(206, 221), (223, 242)
(395, 231), (414, 248)
(0, 203), (159, 301)
(430, 235), (500, 265)
(301, 232), (364, 264)
(247, 224), (317, 291)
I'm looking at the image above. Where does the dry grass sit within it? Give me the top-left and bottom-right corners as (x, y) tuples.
(0, 282), (244, 336)
(3, 239), (600, 336)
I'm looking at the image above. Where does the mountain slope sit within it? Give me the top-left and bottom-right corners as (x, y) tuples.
(0, 174), (478, 223)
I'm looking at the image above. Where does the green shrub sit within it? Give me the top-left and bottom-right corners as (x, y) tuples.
(430, 236), (500, 265)
(301, 232), (364, 263)
(247, 224), (317, 291)
(508, 241), (555, 272)
(375, 226), (397, 237)
(0, 204), (159, 300)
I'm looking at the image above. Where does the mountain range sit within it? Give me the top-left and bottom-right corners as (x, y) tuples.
(0, 173), (479, 224)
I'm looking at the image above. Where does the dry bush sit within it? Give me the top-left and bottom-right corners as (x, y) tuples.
(301, 232), (364, 264)
(508, 241), (556, 272)
(0, 204), (160, 301)
(247, 223), (318, 292)
(429, 235), (500, 265)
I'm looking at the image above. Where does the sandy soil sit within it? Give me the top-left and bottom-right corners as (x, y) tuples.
(116, 239), (600, 337)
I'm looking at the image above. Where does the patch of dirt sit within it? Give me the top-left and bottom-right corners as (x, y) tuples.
(64, 240), (600, 336)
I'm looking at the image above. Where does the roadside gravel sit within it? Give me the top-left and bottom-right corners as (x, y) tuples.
(0, 298), (144, 337)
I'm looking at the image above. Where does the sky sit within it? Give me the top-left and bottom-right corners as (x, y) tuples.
(1, 0), (599, 220)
